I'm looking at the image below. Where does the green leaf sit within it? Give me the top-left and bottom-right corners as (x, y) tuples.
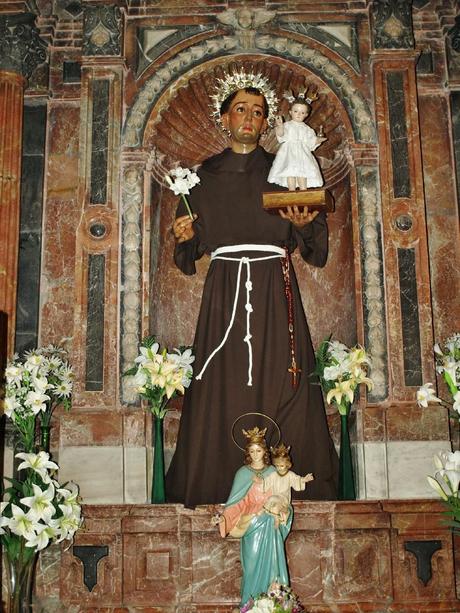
(123, 365), (138, 377)
(141, 335), (158, 349)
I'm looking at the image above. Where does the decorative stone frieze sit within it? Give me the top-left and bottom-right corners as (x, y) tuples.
(123, 34), (375, 147)
(83, 4), (122, 56)
(0, 12), (47, 79)
(370, 0), (415, 49)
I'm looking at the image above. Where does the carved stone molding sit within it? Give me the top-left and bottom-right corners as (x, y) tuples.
(356, 167), (388, 402)
(370, 0), (415, 49)
(83, 4), (122, 56)
(123, 33), (375, 148)
(120, 165), (143, 405)
(0, 12), (47, 79)
(255, 34), (375, 143)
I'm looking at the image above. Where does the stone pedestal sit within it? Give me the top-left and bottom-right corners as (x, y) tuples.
(41, 501), (459, 612)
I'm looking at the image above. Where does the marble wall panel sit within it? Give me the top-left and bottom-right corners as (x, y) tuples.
(389, 516), (456, 604)
(59, 412), (123, 446)
(326, 529), (392, 602)
(123, 508), (180, 606)
(385, 405), (449, 441)
(59, 446), (124, 503)
(40, 102), (81, 346)
(124, 446), (148, 503)
(61, 533), (123, 607)
(419, 93), (460, 345)
(387, 441), (451, 499)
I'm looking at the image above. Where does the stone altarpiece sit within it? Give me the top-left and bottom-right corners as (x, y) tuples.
(1, 0), (459, 611)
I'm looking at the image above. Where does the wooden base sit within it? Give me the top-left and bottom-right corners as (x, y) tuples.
(262, 188), (335, 213)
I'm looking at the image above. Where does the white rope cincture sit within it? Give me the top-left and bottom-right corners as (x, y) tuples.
(195, 244), (285, 386)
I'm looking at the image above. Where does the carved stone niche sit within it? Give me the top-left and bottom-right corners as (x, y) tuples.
(142, 58), (358, 408)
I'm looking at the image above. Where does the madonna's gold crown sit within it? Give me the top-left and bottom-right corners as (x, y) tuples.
(210, 69), (278, 128)
(242, 426), (267, 445)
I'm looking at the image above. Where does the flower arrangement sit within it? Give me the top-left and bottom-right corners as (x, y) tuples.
(314, 337), (373, 415)
(418, 334), (460, 530)
(240, 584), (304, 613)
(124, 335), (194, 417)
(0, 450), (82, 552)
(0, 450), (82, 610)
(124, 336), (194, 502)
(427, 451), (460, 531)
(164, 166), (200, 220)
(417, 333), (460, 415)
(4, 345), (73, 451)
(1, 345), (79, 610)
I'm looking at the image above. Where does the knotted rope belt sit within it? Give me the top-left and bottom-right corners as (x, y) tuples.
(194, 244), (300, 387)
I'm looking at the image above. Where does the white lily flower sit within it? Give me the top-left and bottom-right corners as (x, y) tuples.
(8, 504), (37, 540)
(16, 451), (59, 483)
(32, 375), (49, 393)
(440, 469), (460, 494)
(171, 166), (187, 179)
(25, 523), (58, 551)
(427, 476), (448, 501)
(416, 383), (441, 408)
(54, 504), (82, 542)
(5, 364), (24, 386)
(4, 395), (20, 418)
(24, 353), (45, 372)
(323, 364), (343, 381)
(21, 482), (56, 524)
(25, 390), (50, 415)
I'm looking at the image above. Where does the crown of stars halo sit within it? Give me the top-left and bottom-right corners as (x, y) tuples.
(210, 69), (279, 129)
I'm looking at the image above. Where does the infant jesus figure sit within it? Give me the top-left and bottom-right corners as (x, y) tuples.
(216, 443), (314, 538)
(259, 443), (314, 527)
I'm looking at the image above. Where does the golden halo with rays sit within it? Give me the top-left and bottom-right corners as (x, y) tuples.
(231, 412), (281, 451)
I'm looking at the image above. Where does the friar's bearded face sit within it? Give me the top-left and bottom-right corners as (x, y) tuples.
(221, 90), (268, 153)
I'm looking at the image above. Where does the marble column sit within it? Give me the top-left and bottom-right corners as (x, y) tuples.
(0, 13), (46, 355)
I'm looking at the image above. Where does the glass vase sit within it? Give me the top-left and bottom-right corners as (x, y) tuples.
(151, 415), (166, 503)
(39, 423), (51, 453)
(4, 548), (37, 613)
(338, 408), (356, 500)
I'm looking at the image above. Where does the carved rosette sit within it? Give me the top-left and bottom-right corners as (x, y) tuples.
(370, 0), (414, 49)
(357, 167), (388, 401)
(83, 5), (122, 56)
(120, 166), (143, 404)
(0, 12), (47, 79)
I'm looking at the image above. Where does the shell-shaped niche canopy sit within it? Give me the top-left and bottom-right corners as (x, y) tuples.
(144, 58), (350, 188)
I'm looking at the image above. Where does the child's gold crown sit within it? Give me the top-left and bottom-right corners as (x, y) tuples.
(283, 86), (319, 106)
(270, 442), (291, 458)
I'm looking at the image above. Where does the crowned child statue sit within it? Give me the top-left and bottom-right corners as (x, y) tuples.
(268, 88), (327, 191)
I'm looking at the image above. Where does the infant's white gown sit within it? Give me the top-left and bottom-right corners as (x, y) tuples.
(268, 120), (324, 188)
